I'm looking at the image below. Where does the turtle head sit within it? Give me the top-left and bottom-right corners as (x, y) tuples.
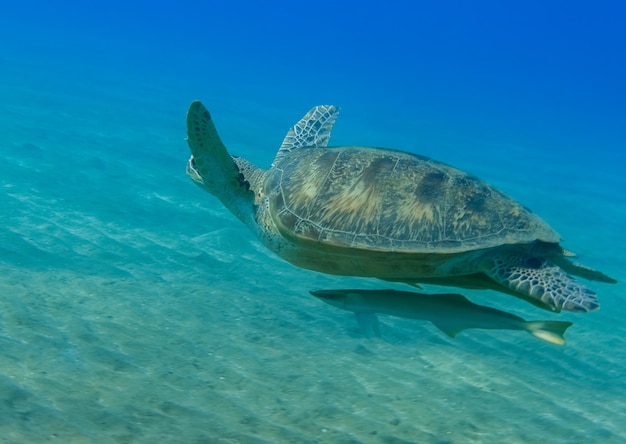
(186, 101), (266, 226)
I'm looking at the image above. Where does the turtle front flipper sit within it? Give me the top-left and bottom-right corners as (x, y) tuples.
(485, 256), (600, 312)
(186, 101), (255, 223)
(272, 105), (340, 166)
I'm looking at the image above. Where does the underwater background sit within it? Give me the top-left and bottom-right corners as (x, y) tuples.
(1, 1), (625, 442)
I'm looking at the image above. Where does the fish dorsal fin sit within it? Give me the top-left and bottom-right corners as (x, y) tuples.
(430, 321), (465, 338)
(272, 105), (340, 167)
(437, 293), (473, 304)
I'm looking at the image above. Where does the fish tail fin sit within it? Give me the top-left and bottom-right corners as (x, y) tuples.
(524, 321), (573, 346)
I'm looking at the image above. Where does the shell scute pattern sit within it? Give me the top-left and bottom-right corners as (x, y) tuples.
(268, 146), (548, 253)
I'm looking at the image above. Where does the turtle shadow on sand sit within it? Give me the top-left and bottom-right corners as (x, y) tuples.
(184, 100), (616, 338)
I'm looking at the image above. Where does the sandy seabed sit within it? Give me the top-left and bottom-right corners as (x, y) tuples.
(1, 66), (625, 444)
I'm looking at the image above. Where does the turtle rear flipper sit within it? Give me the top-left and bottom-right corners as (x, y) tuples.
(551, 256), (617, 283)
(486, 256), (600, 312)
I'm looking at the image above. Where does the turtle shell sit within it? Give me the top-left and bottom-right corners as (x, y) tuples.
(265, 146), (560, 253)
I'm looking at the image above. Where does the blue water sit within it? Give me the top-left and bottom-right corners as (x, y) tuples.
(1, 2), (625, 442)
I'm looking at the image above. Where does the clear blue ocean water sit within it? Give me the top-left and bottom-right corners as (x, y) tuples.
(1, 1), (625, 442)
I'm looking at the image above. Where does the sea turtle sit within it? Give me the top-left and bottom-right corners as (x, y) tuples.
(185, 101), (615, 312)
